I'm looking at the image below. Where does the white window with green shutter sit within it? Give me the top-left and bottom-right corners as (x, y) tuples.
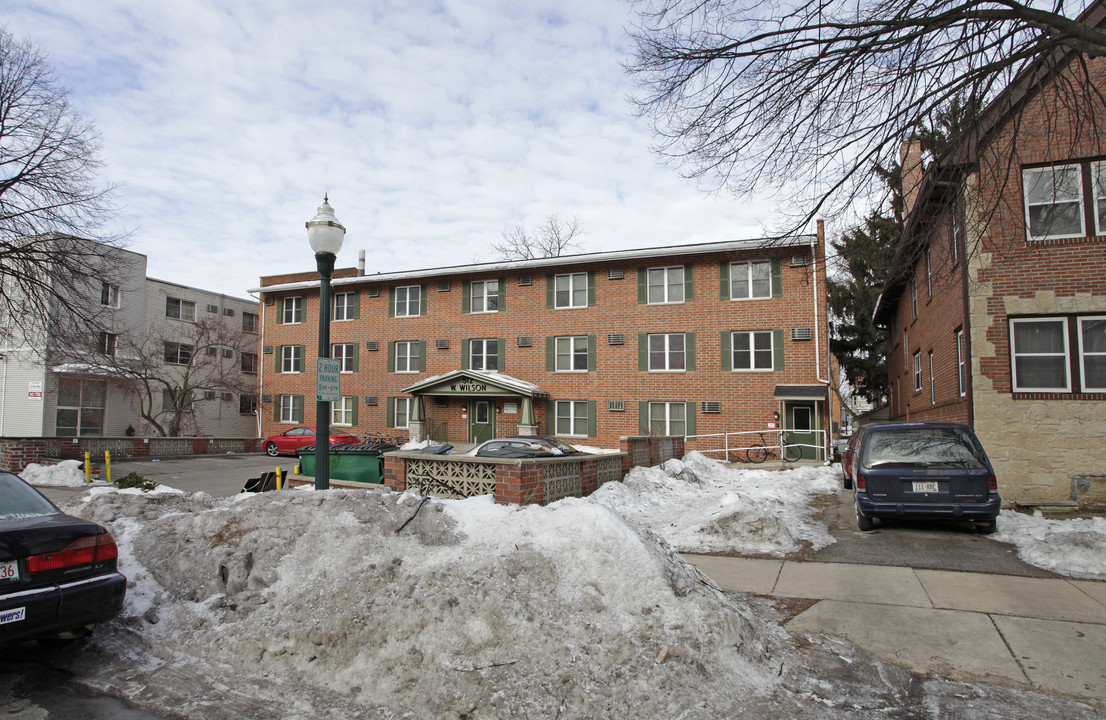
(392, 341), (424, 373)
(332, 396), (357, 426)
(552, 272), (588, 309)
(279, 345), (304, 373)
(554, 400), (593, 437)
(727, 330), (777, 371)
(388, 397), (412, 429)
(467, 279), (500, 313)
(553, 336), (589, 372)
(641, 401), (695, 437)
(722, 260), (782, 300)
(641, 333), (694, 372)
(468, 338), (500, 371)
(642, 266), (687, 304)
(281, 297), (303, 324)
(277, 395), (303, 423)
(332, 343), (357, 373)
(333, 291), (359, 321)
(393, 285), (423, 317)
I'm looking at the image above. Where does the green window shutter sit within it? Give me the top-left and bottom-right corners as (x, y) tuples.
(547, 400), (556, 435)
(387, 341), (395, 373)
(684, 264), (694, 300)
(461, 339), (470, 370)
(587, 271), (596, 306)
(296, 345), (306, 373)
(546, 337), (555, 371)
(351, 400), (358, 426)
(638, 334), (648, 371)
(275, 346), (282, 373)
(587, 335), (596, 372)
(587, 400), (596, 437)
(684, 402), (696, 437)
(497, 337), (506, 370)
(637, 267), (647, 304)
(420, 285), (428, 315)
(497, 277), (505, 311)
(350, 291), (360, 320)
(685, 333), (695, 371)
(352, 344), (359, 372)
(418, 341), (426, 372)
(462, 281), (470, 313)
(546, 275), (554, 309)
(771, 259), (783, 297)
(273, 397), (280, 422)
(773, 329), (785, 370)
(294, 396), (304, 423)
(638, 402), (649, 434)
(386, 398), (395, 428)
(721, 332), (733, 371)
(719, 261), (731, 299)
(388, 288), (396, 318)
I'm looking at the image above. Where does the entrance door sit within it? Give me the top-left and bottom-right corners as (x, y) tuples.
(469, 400), (495, 444)
(785, 402), (819, 460)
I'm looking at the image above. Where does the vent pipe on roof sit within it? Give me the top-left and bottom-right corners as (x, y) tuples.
(358, 249), (365, 276)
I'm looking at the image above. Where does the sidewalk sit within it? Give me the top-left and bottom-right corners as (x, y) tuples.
(684, 554), (1106, 705)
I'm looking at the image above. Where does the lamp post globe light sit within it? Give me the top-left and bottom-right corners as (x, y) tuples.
(306, 195), (346, 490)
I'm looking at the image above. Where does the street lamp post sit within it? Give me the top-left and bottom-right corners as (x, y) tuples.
(306, 195), (346, 490)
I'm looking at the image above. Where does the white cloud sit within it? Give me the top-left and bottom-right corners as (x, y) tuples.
(6, 0), (777, 299)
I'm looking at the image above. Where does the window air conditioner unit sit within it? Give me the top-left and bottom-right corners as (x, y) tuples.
(366, 341), (379, 351)
(367, 287), (380, 298)
(701, 401), (722, 414)
(608, 333), (625, 345)
(261, 393), (273, 402)
(263, 297), (275, 306)
(789, 254), (811, 267)
(437, 281), (451, 292)
(262, 345), (273, 354)
(609, 400), (626, 412)
(435, 339), (450, 349)
(607, 268), (624, 280)
(206, 304), (218, 313)
(791, 328), (813, 341)
(517, 275), (532, 286)
(364, 397), (378, 406)
(516, 337), (532, 347)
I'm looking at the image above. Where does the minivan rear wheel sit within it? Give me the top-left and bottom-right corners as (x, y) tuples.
(855, 503), (875, 531)
(976, 518), (997, 535)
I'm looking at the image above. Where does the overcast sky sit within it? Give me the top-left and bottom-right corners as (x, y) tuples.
(5, 1), (779, 300)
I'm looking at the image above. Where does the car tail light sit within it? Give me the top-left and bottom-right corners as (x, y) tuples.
(989, 475), (998, 493)
(27, 534), (119, 573)
(856, 474), (866, 490)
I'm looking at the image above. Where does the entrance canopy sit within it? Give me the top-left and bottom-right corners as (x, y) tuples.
(773, 384), (829, 401)
(402, 370), (548, 399)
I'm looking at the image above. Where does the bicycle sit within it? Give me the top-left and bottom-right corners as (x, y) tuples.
(746, 431), (803, 464)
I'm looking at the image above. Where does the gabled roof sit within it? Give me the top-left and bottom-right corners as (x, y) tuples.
(402, 370), (547, 398)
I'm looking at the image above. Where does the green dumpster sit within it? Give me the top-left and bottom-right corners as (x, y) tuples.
(296, 443), (397, 484)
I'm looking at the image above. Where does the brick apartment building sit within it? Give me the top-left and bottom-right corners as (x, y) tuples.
(255, 233), (834, 457)
(873, 4), (1106, 507)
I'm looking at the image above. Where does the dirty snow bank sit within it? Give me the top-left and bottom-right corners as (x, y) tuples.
(74, 487), (789, 719)
(591, 452), (840, 555)
(994, 510), (1106, 580)
(20, 459), (103, 487)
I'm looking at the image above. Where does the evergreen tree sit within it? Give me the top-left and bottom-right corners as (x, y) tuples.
(827, 164), (903, 405)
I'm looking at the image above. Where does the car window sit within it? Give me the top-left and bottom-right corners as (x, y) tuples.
(862, 428), (986, 468)
(0, 472), (57, 518)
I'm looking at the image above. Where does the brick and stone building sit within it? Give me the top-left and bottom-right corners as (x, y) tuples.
(255, 232), (835, 457)
(873, 8), (1106, 507)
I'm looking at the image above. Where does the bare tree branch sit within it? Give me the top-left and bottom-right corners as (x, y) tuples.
(0, 27), (124, 349)
(492, 215), (584, 260)
(627, 0), (1106, 232)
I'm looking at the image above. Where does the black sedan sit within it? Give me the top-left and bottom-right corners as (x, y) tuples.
(472, 436), (584, 459)
(0, 471), (126, 645)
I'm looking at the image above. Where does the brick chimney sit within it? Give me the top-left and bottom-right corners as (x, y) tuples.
(900, 139), (925, 216)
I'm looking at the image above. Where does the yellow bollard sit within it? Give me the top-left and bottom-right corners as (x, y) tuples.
(104, 450), (112, 484)
(84, 451), (92, 483)
(275, 467), (283, 490)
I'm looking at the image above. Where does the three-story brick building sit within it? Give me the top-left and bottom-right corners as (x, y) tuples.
(256, 232), (834, 456)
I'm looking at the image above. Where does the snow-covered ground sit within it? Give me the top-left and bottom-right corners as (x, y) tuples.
(23, 452), (1106, 717)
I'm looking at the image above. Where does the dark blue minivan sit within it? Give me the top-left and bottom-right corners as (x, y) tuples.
(853, 422), (1001, 534)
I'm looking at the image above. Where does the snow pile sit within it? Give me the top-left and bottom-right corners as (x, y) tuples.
(73, 487), (789, 719)
(993, 509), (1106, 580)
(19, 459), (103, 487)
(591, 452), (840, 556)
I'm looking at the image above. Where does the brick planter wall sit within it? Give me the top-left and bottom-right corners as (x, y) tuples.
(0, 436), (262, 473)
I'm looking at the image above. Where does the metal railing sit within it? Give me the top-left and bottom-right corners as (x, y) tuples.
(684, 429), (827, 462)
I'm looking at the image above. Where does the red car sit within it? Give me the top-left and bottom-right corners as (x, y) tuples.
(263, 427), (361, 457)
(841, 429), (866, 490)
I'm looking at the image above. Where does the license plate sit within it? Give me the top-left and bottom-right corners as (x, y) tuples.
(0, 561), (18, 582)
(0, 607), (26, 625)
(912, 481), (939, 494)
